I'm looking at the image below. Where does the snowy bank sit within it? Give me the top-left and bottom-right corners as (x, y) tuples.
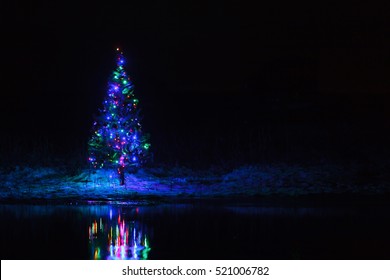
(0, 164), (389, 202)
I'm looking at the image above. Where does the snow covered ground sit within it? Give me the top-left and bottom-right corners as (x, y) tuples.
(0, 164), (389, 202)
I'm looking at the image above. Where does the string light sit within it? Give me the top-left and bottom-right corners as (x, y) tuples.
(88, 48), (151, 183)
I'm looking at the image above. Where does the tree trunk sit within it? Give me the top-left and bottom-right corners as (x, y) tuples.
(118, 166), (125, 185)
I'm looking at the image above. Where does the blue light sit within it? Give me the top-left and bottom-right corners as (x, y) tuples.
(110, 246), (114, 257)
(132, 156), (137, 162)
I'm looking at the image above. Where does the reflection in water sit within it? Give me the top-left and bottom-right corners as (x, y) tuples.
(1, 202), (389, 260)
(88, 208), (151, 260)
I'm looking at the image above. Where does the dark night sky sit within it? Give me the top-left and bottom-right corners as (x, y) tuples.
(1, 1), (390, 164)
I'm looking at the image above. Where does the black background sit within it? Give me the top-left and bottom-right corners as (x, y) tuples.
(1, 1), (390, 167)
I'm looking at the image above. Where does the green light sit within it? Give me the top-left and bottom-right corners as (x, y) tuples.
(143, 143), (151, 150)
(142, 248), (150, 260)
(141, 237), (151, 260)
(123, 80), (127, 85)
(144, 236), (149, 248)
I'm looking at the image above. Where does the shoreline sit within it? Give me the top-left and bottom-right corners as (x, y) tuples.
(1, 192), (389, 206)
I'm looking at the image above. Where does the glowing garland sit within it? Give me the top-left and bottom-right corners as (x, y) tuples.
(88, 48), (150, 179)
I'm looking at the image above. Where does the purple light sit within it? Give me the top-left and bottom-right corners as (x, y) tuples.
(119, 155), (125, 165)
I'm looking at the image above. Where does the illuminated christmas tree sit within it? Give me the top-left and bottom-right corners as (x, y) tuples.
(88, 48), (151, 185)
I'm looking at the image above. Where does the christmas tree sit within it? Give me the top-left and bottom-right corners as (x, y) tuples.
(88, 48), (151, 185)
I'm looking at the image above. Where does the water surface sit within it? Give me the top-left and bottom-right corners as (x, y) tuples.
(0, 199), (389, 259)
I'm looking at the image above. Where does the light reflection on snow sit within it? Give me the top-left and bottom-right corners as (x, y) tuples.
(88, 208), (151, 260)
